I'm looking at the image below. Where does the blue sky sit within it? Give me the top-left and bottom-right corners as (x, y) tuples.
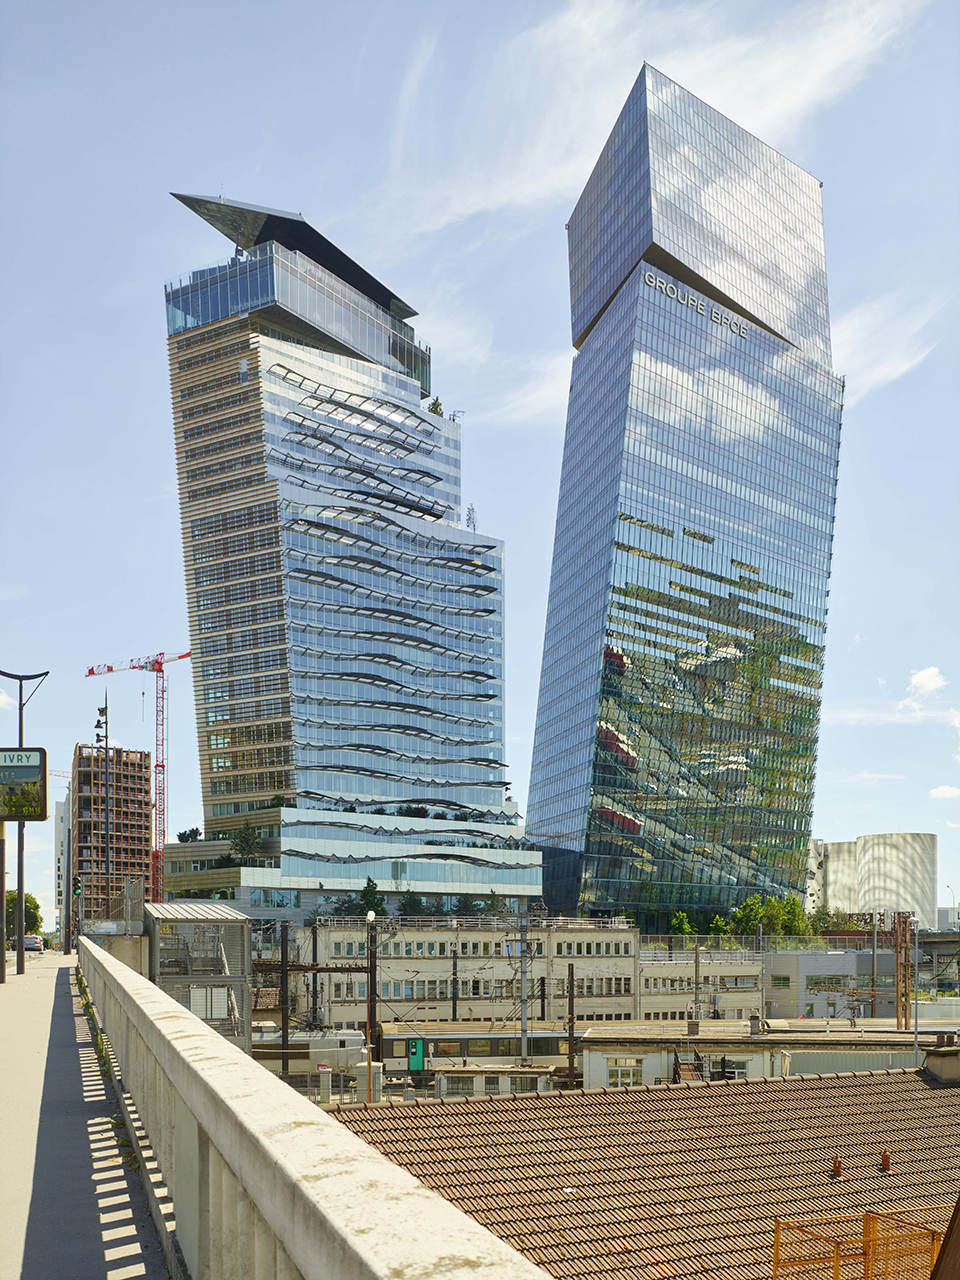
(2, 0), (957, 928)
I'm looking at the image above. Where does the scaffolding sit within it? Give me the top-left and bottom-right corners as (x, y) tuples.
(773, 1206), (953, 1280)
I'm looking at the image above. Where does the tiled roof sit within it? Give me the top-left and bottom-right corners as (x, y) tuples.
(335, 1069), (960, 1280)
(252, 987), (280, 1009)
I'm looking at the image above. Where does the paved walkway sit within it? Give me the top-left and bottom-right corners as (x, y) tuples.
(0, 953), (168, 1280)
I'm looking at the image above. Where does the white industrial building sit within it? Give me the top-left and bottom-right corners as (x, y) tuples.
(806, 832), (936, 929)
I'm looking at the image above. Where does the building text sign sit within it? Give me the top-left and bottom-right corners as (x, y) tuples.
(643, 271), (751, 339)
(0, 748), (48, 821)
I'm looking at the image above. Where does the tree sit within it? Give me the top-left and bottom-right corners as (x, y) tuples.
(780, 895), (813, 937)
(359, 877), (387, 916)
(229, 821), (262, 862)
(708, 914), (730, 937)
(729, 894), (765, 936)
(669, 910), (694, 936)
(177, 827), (202, 843)
(761, 896), (785, 938)
(427, 396), (443, 415)
(6, 890), (42, 937)
(396, 890), (427, 916)
(213, 851), (239, 869)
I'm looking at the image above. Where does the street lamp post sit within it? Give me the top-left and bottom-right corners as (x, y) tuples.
(0, 667), (50, 978)
(366, 910), (377, 1104)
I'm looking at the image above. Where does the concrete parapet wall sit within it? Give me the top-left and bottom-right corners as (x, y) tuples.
(78, 937), (548, 1280)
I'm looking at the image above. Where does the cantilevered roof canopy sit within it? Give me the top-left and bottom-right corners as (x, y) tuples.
(172, 193), (417, 321)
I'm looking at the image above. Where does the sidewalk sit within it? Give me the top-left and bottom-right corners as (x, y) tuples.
(0, 953), (168, 1280)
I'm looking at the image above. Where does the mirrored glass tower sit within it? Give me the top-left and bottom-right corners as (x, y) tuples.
(166, 197), (537, 913)
(527, 67), (844, 929)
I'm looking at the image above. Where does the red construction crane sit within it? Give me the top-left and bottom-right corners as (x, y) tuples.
(85, 650), (191, 902)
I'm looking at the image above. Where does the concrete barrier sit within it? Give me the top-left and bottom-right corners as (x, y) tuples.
(78, 937), (548, 1280)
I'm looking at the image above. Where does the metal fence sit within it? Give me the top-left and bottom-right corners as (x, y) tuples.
(773, 1206), (952, 1279)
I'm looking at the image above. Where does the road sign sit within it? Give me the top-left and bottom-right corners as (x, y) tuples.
(0, 748), (48, 821)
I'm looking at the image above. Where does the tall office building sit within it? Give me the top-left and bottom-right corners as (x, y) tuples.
(527, 67), (844, 929)
(165, 197), (537, 913)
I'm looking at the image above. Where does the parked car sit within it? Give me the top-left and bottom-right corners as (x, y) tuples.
(24, 935), (43, 952)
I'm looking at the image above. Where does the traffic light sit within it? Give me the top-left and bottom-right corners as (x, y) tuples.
(73, 875), (83, 896)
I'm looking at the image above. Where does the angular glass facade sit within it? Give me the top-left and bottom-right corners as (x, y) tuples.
(528, 66), (843, 929)
(166, 198), (532, 910)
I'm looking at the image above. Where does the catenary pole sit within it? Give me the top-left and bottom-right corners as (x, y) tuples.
(567, 962), (575, 1089)
(0, 669), (49, 975)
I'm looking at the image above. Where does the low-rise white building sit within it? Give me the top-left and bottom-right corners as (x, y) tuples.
(295, 919), (764, 1032)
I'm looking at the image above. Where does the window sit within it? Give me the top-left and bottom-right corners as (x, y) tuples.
(404, 982), (413, 999)
(333, 983), (342, 1000)
(535, 941), (544, 956)
(556, 943), (563, 956)
(530, 1038), (551, 1055)
(438, 980), (448, 998)
(471, 979), (481, 996)
(644, 977), (650, 990)
(381, 942), (389, 956)
(566, 942), (573, 955)
(380, 982), (390, 998)
(586, 943), (593, 956)
(467, 1039), (491, 1055)
(623, 943), (630, 955)
(416, 942), (424, 956)
(334, 942), (343, 957)
(472, 942), (480, 956)
(416, 981), (425, 999)
(482, 942), (490, 956)
(438, 942), (446, 956)
(405, 943), (413, 957)
(608, 1057), (644, 1086)
(357, 983), (366, 999)
(772, 975), (790, 989)
(805, 1003), (814, 1017)
(495, 942), (503, 956)
(615, 978), (623, 995)
(484, 1075), (501, 1094)
(393, 942), (401, 956)
(391, 1041), (407, 1058)
(436, 1040), (460, 1057)
(614, 943), (621, 955)
(392, 982), (401, 999)
(623, 979), (631, 995)
(427, 942), (436, 956)
(576, 943), (583, 956)
(345, 942), (354, 957)
(498, 1039), (520, 1056)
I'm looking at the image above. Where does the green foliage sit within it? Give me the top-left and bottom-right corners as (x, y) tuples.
(212, 852), (239, 869)
(780, 895), (814, 936)
(729, 894), (765, 935)
(669, 910), (694, 936)
(396, 890), (428, 916)
(809, 904), (853, 934)
(229, 821), (262, 862)
(427, 396), (443, 416)
(708, 914), (730, 936)
(6, 890), (42, 936)
(177, 827), (202, 843)
(328, 877), (389, 917)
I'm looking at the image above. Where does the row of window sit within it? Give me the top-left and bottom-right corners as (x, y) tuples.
(642, 973), (757, 991)
(330, 976), (636, 1002)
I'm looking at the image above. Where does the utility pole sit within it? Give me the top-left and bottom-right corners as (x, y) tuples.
(311, 925), (318, 1023)
(694, 945), (701, 1021)
(451, 920), (459, 1020)
(280, 921), (289, 1079)
(519, 913), (529, 1064)
(871, 911), (878, 1018)
(539, 974), (546, 1021)
(366, 910), (377, 1104)
(567, 962), (575, 1089)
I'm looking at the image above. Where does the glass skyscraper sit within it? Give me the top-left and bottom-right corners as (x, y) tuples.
(527, 67), (843, 929)
(165, 196), (538, 912)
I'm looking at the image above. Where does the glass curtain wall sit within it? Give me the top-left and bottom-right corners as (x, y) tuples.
(528, 66), (843, 930)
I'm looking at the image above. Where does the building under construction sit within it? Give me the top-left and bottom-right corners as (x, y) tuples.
(71, 742), (153, 922)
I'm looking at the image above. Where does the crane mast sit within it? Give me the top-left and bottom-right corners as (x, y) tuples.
(84, 649), (191, 902)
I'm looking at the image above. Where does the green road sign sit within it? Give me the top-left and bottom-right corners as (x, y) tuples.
(407, 1038), (424, 1071)
(0, 748), (48, 821)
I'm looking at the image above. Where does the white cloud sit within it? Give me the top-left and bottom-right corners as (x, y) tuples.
(0, 690), (15, 712)
(379, 0), (930, 237)
(833, 288), (950, 406)
(908, 667), (948, 698)
(930, 786), (960, 800)
(947, 821), (960, 829)
(472, 350), (573, 432)
(0, 585), (26, 602)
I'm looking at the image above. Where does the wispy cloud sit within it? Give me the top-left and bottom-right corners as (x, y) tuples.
(378, 0), (930, 238)
(0, 584), (26, 601)
(930, 786), (960, 800)
(0, 690), (15, 712)
(475, 351), (573, 432)
(846, 771), (906, 783)
(833, 287), (950, 407)
(822, 706), (955, 727)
